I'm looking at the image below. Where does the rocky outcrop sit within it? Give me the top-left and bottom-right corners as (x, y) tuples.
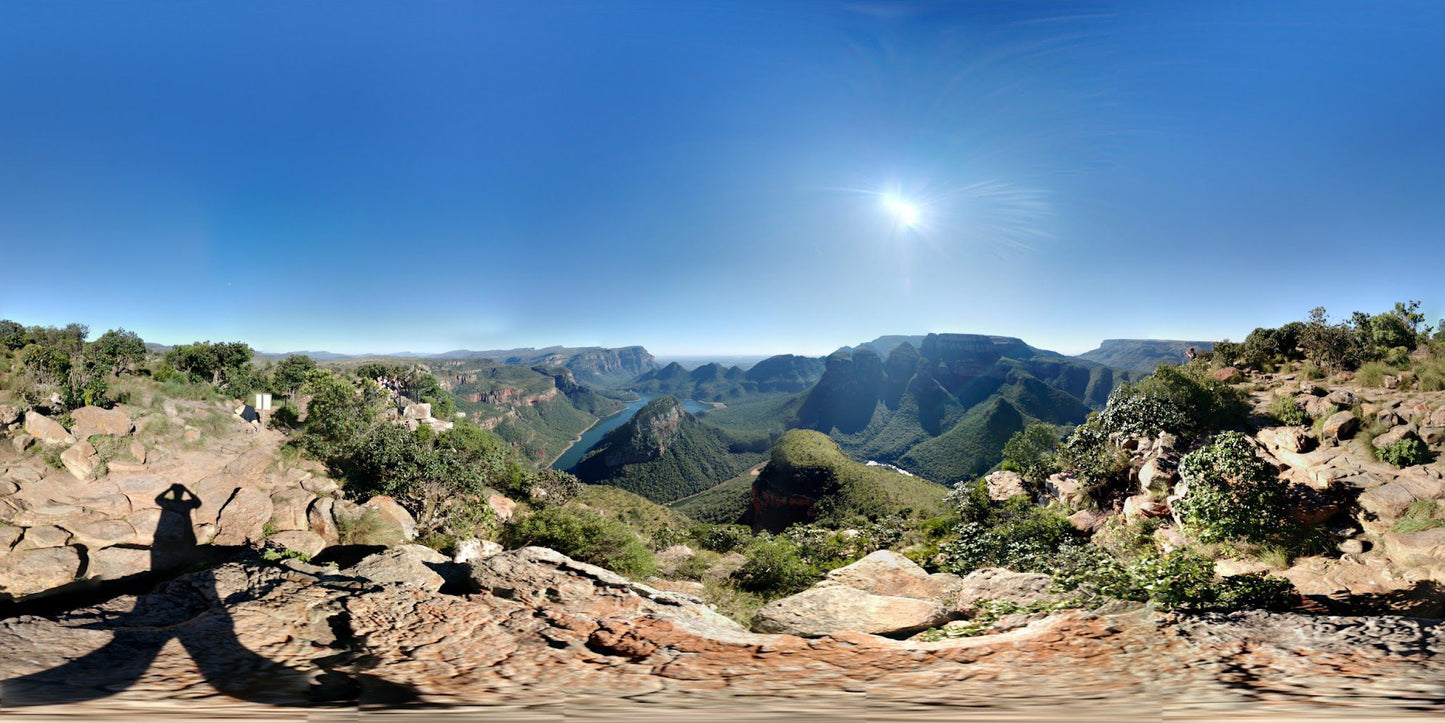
(751, 585), (953, 637)
(69, 406), (133, 438)
(23, 412), (74, 446)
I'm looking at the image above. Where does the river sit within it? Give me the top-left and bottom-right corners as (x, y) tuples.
(551, 394), (709, 471)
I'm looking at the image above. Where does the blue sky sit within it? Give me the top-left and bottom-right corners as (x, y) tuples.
(3, 1), (1444, 356)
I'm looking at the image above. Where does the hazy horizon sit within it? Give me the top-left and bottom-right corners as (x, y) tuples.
(3, 2), (1444, 355)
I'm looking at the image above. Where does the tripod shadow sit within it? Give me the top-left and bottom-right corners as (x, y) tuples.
(1, 484), (420, 708)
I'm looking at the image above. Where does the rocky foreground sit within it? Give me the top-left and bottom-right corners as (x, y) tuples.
(1, 545), (1442, 719)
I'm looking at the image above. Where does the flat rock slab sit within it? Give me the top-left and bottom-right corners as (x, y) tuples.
(70, 406), (133, 438)
(751, 585), (952, 637)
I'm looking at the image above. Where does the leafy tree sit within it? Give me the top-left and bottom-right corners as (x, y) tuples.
(166, 341), (254, 386)
(88, 328), (147, 375)
(1298, 307), (1359, 371)
(0, 320), (28, 351)
(272, 354), (317, 400)
(1001, 423), (1062, 486)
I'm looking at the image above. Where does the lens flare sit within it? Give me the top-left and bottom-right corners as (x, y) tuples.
(883, 195), (920, 227)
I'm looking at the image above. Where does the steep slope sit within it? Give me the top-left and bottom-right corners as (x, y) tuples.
(629, 354), (825, 402)
(747, 430), (947, 532)
(570, 396), (764, 503)
(797, 334), (1120, 482)
(1077, 339), (1214, 373)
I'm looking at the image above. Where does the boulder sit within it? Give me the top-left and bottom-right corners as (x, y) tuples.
(24, 412), (74, 446)
(307, 497), (339, 543)
(213, 488), (274, 546)
(1137, 457), (1175, 492)
(86, 546), (151, 581)
(268, 530), (328, 559)
(1302, 396), (1338, 419)
(1322, 411), (1359, 441)
(1257, 427), (1316, 455)
(349, 545), (451, 591)
(1372, 426), (1420, 450)
(1298, 383), (1326, 397)
(1068, 508), (1112, 533)
(365, 495), (417, 541)
(59, 441), (100, 480)
(1326, 390), (1360, 407)
(301, 476), (341, 495)
(69, 406), (133, 439)
(1378, 528), (1445, 568)
(1422, 427), (1445, 445)
(452, 538), (503, 564)
(62, 519), (136, 548)
(486, 493), (517, 523)
(0, 404), (21, 429)
(1123, 494), (1170, 519)
(128, 439), (147, 464)
(1212, 366), (1243, 383)
(984, 470), (1028, 501)
(1043, 473), (1085, 507)
(818, 550), (953, 600)
(750, 585), (952, 637)
(0, 545), (82, 598)
(402, 402), (432, 420)
(268, 488), (315, 532)
(11, 433), (35, 453)
(948, 567), (1062, 615)
(1358, 482), (1417, 520)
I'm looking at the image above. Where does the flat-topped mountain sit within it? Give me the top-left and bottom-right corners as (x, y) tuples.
(1076, 339), (1214, 372)
(629, 354), (825, 401)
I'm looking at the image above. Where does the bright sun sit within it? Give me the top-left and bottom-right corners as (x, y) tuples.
(883, 195), (920, 227)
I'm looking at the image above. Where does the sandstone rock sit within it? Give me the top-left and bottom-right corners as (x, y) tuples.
(1137, 457), (1175, 492)
(65, 519), (136, 548)
(453, 537), (504, 564)
(213, 488), (273, 545)
(465, 546), (742, 633)
(1357, 482), (1417, 520)
(128, 439), (146, 464)
(0, 403), (22, 428)
(0, 545), (81, 597)
(948, 568), (1061, 614)
(307, 497), (339, 543)
(365, 495), (417, 541)
(486, 493), (517, 523)
(59, 441), (100, 480)
(300, 476), (340, 496)
(1283, 483), (1339, 527)
(0, 479), (17, 496)
(268, 530), (327, 558)
(1372, 425), (1420, 450)
(1377, 410), (1405, 428)
(1068, 508), (1111, 533)
(128, 508), (162, 546)
(1215, 558), (1274, 577)
(1322, 411), (1359, 441)
(182, 428), (201, 443)
(0, 525), (21, 551)
(402, 402), (432, 420)
(1123, 494), (1170, 519)
(23, 412), (74, 446)
(349, 545), (451, 591)
(1326, 390), (1360, 407)
(1383, 375), (1399, 390)
(1302, 396), (1338, 419)
(1212, 366), (1243, 383)
(984, 470), (1028, 501)
(1258, 426), (1316, 455)
(69, 406), (133, 439)
(267, 488), (314, 532)
(1044, 473), (1085, 507)
(1378, 528), (1445, 568)
(86, 545), (151, 581)
(15, 524), (72, 550)
(1298, 383), (1326, 397)
(11, 433), (35, 453)
(751, 585), (951, 637)
(819, 550), (953, 600)
(1337, 538), (1366, 555)
(191, 473), (243, 526)
(224, 447), (275, 479)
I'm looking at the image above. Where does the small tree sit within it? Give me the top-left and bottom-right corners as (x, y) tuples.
(1001, 423), (1062, 486)
(89, 328), (147, 375)
(272, 354), (317, 402)
(1175, 432), (1289, 544)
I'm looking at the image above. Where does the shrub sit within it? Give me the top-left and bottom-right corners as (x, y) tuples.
(731, 535), (819, 598)
(501, 506), (656, 577)
(1175, 432), (1290, 544)
(1058, 418), (1130, 500)
(692, 523), (753, 553)
(1269, 395), (1310, 426)
(1378, 434), (1430, 468)
(1129, 550), (1296, 612)
(1001, 423), (1062, 487)
(1098, 365), (1247, 442)
(1355, 361), (1389, 388)
(935, 496), (1078, 575)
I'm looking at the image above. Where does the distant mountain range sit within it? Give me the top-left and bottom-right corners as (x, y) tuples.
(1075, 339), (1215, 373)
(252, 345), (657, 386)
(629, 355), (826, 401)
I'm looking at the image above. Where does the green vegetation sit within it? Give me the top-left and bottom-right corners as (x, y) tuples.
(1394, 500), (1445, 533)
(668, 469), (755, 524)
(501, 506), (656, 577)
(1174, 432), (1290, 544)
(1000, 422), (1063, 489)
(1210, 301), (1439, 376)
(754, 430), (947, 532)
(571, 397), (763, 503)
(932, 482), (1079, 575)
(1378, 434), (1431, 468)
(1270, 394), (1311, 426)
(1075, 339), (1214, 373)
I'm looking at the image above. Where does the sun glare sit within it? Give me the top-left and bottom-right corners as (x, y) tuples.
(883, 195), (920, 227)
